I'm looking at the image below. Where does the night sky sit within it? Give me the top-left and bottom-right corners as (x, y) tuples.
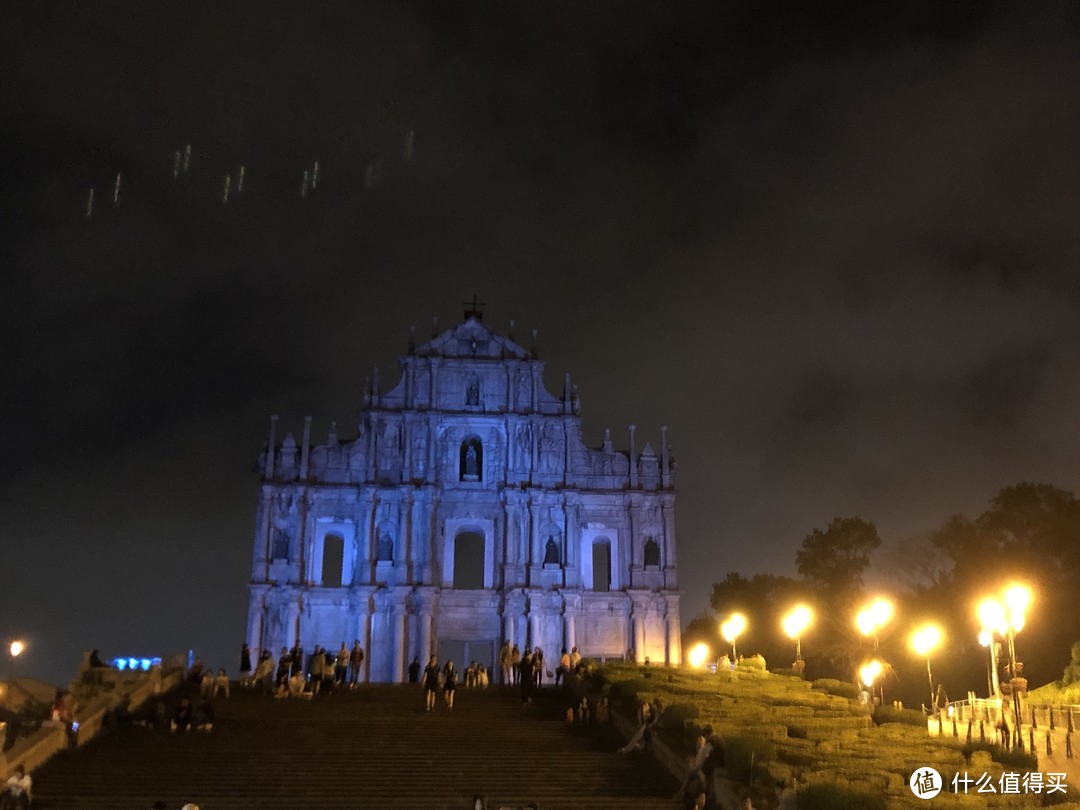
(4, 2), (1080, 685)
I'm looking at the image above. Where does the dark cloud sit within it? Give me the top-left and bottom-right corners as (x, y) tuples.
(3, 2), (1080, 685)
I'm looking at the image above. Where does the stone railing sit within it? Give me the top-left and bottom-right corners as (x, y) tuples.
(0, 664), (184, 780)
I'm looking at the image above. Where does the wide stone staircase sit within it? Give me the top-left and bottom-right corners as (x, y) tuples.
(31, 683), (679, 809)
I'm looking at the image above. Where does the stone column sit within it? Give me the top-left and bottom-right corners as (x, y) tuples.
(418, 608), (433, 662)
(355, 603), (372, 682)
(661, 495), (677, 586)
(391, 600), (407, 683)
(246, 586), (268, 658)
(564, 612), (576, 653)
(527, 496), (540, 584)
(285, 595), (301, 649)
(632, 611), (645, 663)
(666, 612), (681, 665)
(530, 611), (542, 651)
(504, 614), (516, 649)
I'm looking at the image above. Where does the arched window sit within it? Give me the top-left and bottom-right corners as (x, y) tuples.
(643, 538), (661, 569)
(321, 533), (344, 587)
(592, 539), (612, 592)
(453, 531), (485, 589)
(459, 437), (483, 481)
(271, 529), (289, 560)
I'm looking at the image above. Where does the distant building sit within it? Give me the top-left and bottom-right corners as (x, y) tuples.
(245, 308), (680, 680)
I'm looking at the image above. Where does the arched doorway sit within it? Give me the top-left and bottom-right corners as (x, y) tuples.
(453, 531), (485, 589)
(592, 540), (612, 592)
(321, 533), (344, 587)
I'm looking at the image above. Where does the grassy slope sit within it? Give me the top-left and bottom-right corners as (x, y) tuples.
(592, 663), (1080, 809)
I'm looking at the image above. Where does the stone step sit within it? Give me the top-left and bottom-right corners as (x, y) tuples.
(32, 684), (679, 810)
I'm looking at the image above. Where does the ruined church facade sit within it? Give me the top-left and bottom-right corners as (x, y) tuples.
(245, 312), (681, 681)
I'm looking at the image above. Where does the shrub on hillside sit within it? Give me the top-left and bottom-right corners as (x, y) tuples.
(872, 706), (925, 727)
(961, 742), (1039, 772)
(609, 678), (652, 709)
(724, 735), (777, 781)
(797, 783), (887, 810)
(736, 655), (767, 671)
(811, 679), (859, 699)
(771, 667), (804, 679)
(659, 701), (700, 732)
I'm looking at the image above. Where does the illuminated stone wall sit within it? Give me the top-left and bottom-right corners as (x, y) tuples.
(245, 313), (681, 681)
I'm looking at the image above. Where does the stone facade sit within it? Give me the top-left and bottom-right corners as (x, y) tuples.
(245, 311), (681, 681)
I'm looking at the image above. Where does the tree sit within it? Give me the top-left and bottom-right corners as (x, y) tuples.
(795, 517), (881, 595)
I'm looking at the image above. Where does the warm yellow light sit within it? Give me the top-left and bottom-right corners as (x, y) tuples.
(910, 624), (943, 657)
(870, 598), (894, 627)
(856, 598), (894, 637)
(856, 609), (876, 636)
(1004, 583), (1032, 615)
(9, 640), (25, 658)
(688, 643), (711, 669)
(1004, 583), (1032, 632)
(859, 659), (883, 688)
(721, 613), (747, 644)
(977, 599), (1007, 636)
(977, 629), (992, 647)
(782, 605), (813, 640)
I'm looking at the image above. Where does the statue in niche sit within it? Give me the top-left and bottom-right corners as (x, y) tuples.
(379, 422), (399, 471)
(540, 423), (560, 473)
(516, 370), (530, 409)
(465, 445), (478, 476)
(466, 376), (481, 407)
(544, 536), (560, 566)
(412, 428), (427, 476)
(377, 531), (394, 562)
(515, 423), (531, 467)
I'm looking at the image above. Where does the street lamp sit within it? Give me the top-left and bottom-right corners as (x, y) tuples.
(860, 659), (883, 709)
(977, 583), (1033, 748)
(720, 613), (747, 660)
(910, 624), (944, 712)
(978, 629), (998, 697)
(781, 605), (813, 665)
(9, 641), (25, 659)
(856, 598), (894, 651)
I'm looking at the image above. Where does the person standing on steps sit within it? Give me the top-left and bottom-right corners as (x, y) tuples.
(349, 641), (365, 687)
(335, 643), (349, 686)
(519, 649), (534, 704)
(499, 640), (512, 685)
(442, 659), (458, 710)
(239, 643), (252, 688)
(422, 655), (440, 712)
(510, 644), (521, 685)
(407, 656), (421, 684)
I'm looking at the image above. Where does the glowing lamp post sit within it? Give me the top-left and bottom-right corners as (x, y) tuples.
(978, 583), (1033, 748)
(860, 659), (883, 709)
(977, 629), (998, 698)
(782, 605), (813, 668)
(910, 624), (944, 712)
(856, 598), (894, 651)
(687, 643), (711, 670)
(5, 639), (26, 691)
(720, 613), (747, 660)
